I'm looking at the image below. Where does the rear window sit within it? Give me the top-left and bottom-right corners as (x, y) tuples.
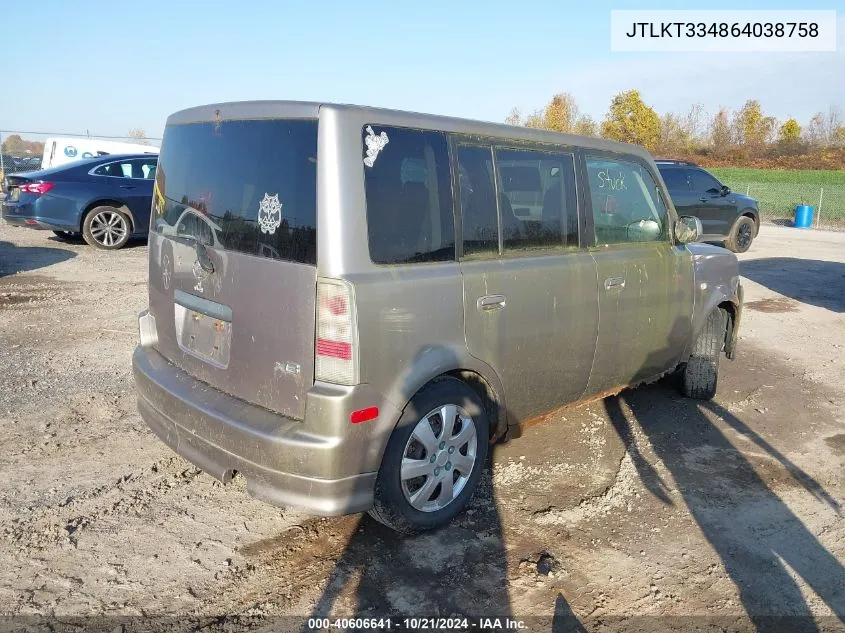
(153, 119), (317, 264)
(363, 125), (455, 265)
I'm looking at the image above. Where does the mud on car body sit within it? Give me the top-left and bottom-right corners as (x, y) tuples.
(133, 101), (743, 533)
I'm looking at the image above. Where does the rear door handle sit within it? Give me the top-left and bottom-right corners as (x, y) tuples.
(699, 196), (708, 202)
(120, 184), (136, 190)
(477, 294), (506, 311)
(604, 277), (625, 290)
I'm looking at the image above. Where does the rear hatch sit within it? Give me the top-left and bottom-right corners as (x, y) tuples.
(148, 114), (318, 420)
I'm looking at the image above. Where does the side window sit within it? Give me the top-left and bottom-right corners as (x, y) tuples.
(659, 168), (690, 191)
(456, 144), (498, 258)
(363, 126), (455, 265)
(688, 168), (722, 193)
(586, 157), (668, 245)
(128, 158), (157, 179)
(143, 160), (157, 179)
(93, 161), (131, 178)
(495, 148), (578, 251)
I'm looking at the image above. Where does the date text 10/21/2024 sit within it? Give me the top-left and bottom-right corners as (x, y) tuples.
(307, 617), (528, 630)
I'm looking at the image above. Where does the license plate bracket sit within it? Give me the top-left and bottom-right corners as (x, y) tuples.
(174, 303), (232, 368)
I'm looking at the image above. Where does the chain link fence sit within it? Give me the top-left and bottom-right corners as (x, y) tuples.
(716, 178), (845, 231)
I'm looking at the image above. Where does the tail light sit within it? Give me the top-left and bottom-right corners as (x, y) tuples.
(315, 279), (358, 385)
(19, 182), (55, 195)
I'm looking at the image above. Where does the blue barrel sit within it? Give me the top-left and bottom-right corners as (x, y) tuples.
(794, 205), (814, 228)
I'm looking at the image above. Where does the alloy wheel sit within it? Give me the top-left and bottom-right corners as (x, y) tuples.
(89, 210), (128, 247)
(400, 404), (478, 512)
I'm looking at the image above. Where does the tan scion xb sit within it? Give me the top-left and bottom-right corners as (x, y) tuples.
(133, 101), (743, 533)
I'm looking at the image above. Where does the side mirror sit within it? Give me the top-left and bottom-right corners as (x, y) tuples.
(721, 185), (731, 196)
(675, 215), (702, 244)
(626, 218), (662, 242)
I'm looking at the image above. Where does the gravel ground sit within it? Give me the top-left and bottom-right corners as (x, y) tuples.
(0, 223), (843, 632)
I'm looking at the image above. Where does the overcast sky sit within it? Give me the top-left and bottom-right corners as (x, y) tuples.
(2, 0), (843, 140)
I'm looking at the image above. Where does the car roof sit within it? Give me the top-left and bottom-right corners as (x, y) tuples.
(167, 100), (655, 162)
(654, 159), (700, 168)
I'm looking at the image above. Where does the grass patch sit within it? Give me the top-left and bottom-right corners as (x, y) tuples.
(705, 168), (845, 223)
(710, 168), (845, 186)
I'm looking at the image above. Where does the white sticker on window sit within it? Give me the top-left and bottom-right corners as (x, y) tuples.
(363, 126), (389, 167)
(258, 193), (282, 235)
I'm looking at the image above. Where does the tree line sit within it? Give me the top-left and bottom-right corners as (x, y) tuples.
(505, 92), (845, 169)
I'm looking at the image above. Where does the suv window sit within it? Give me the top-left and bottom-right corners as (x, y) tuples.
(586, 157), (668, 245)
(495, 148), (578, 251)
(658, 167), (690, 191)
(688, 168), (722, 193)
(456, 144), (498, 258)
(153, 119), (317, 264)
(363, 126), (455, 265)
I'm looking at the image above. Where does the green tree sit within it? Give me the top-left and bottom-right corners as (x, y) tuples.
(541, 93), (579, 133)
(778, 118), (802, 144)
(573, 115), (597, 137)
(732, 100), (775, 148)
(658, 112), (692, 155)
(805, 112), (826, 146)
(524, 109), (545, 129)
(833, 125), (845, 147)
(1, 134), (25, 153)
(599, 90), (661, 150)
(710, 107), (732, 154)
(506, 93), (584, 134)
(504, 108), (522, 127)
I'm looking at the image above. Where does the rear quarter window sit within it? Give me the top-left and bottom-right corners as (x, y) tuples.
(362, 125), (455, 265)
(658, 167), (690, 191)
(153, 119), (317, 264)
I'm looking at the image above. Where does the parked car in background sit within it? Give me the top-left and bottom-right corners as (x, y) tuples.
(1, 153), (157, 249)
(20, 156), (42, 171)
(0, 154), (36, 177)
(41, 137), (159, 169)
(656, 160), (759, 253)
(133, 101), (743, 534)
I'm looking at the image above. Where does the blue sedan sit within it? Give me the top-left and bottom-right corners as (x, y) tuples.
(1, 153), (157, 249)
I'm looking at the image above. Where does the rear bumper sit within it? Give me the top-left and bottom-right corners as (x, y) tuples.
(133, 345), (401, 516)
(1, 200), (76, 231)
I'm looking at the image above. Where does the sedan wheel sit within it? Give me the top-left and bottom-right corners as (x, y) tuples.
(82, 206), (131, 250)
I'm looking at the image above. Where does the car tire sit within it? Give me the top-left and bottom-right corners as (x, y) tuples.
(368, 377), (489, 534)
(82, 206), (131, 250)
(682, 308), (726, 400)
(725, 216), (755, 253)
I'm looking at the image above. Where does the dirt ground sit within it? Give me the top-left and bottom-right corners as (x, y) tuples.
(0, 223), (843, 632)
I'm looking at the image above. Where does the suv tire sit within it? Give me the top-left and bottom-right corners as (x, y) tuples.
(369, 377), (489, 534)
(682, 309), (726, 400)
(725, 216), (755, 253)
(82, 206), (131, 250)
